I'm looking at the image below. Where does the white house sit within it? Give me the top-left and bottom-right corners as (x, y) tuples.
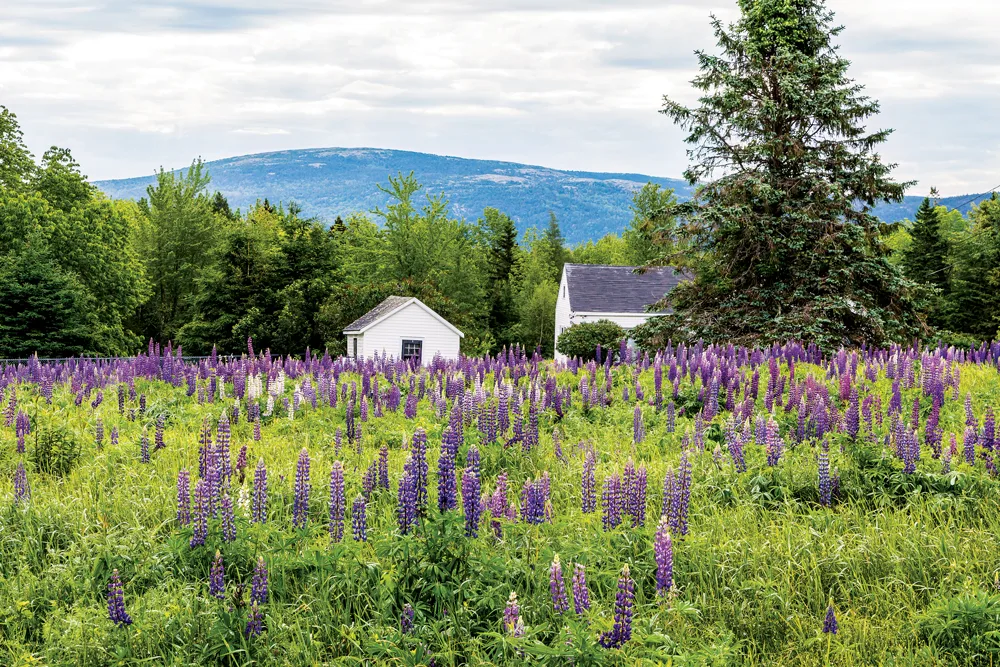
(554, 264), (685, 361)
(344, 296), (464, 363)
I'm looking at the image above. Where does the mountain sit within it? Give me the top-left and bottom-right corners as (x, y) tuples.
(94, 148), (992, 243)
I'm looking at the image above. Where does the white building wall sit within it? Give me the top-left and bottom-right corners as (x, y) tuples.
(554, 270), (573, 361)
(361, 302), (461, 362)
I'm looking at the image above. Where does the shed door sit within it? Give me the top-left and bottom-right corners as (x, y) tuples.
(401, 339), (422, 364)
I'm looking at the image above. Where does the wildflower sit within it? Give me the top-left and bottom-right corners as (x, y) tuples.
(107, 569), (133, 627)
(221, 493), (236, 542)
(437, 434), (458, 512)
(190, 479), (209, 548)
(572, 563), (590, 614)
(503, 591), (524, 637)
(251, 556), (268, 605)
(401, 603), (415, 634)
(140, 432), (150, 463)
(293, 448), (310, 529)
(633, 404), (645, 444)
(210, 551), (225, 599)
(13, 462), (30, 506)
(397, 459), (418, 535)
(329, 461), (345, 542)
(244, 600), (264, 637)
(654, 516), (673, 596)
(550, 554), (569, 614)
(581, 449), (597, 514)
(623, 459), (647, 527)
(177, 469), (191, 526)
(252, 458), (267, 524)
(823, 603), (838, 634)
(462, 467), (481, 538)
(352, 495), (367, 542)
(601, 474), (623, 531)
(599, 564), (635, 649)
(818, 445), (832, 507)
(765, 418), (784, 466)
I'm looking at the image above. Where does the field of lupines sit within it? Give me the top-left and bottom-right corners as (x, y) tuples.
(4, 340), (1000, 665)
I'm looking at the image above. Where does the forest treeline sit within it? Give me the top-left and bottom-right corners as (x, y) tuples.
(0, 106), (667, 359)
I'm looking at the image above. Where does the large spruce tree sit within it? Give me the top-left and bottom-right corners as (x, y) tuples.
(901, 198), (949, 290)
(634, 0), (925, 350)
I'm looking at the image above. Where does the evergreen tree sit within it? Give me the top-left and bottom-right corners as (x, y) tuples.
(482, 207), (519, 348)
(634, 0), (924, 350)
(941, 194), (1000, 339)
(542, 212), (566, 281)
(901, 198), (949, 290)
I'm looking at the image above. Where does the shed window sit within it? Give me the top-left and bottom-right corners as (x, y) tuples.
(401, 339), (422, 364)
(352, 337), (358, 358)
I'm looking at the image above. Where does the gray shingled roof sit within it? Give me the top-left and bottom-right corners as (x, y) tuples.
(565, 264), (685, 314)
(343, 296), (412, 332)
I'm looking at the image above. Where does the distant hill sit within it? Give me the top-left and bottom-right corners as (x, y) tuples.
(94, 148), (992, 243)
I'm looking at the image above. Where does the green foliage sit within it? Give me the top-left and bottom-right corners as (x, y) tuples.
(30, 424), (82, 477)
(556, 320), (626, 361)
(636, 0), (925, 351)
(917, 592), (1000, 665)
(937, 194), (1000, 340)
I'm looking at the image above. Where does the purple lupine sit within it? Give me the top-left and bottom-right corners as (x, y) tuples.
(823, 603), (838, 634)
(437, 438), (458, 512)
(818, 445), (832, 507)
(107, 569), (133, 627)
(582, 449), (597, 513)
(503, 591), (524, 637)
(964, 426), (977, 465)
(984, 408), (996, 451)
(177, 469), (191, 526)
(462, 466), (482, 538)
(397, 459), (418, 535)
(599, 564), (635, 649)
(15, 410), (28, 454)
(95, 418), (104, 450)
(191, 479), (209, 548)
(245, 601), (264, 638)
(235, 445), (248, 483)
(765, 418), (783, 466)
(293, 448), (311, 529)
(411, 429), (429, 513)
(352, 495), (367, 542)
(666, 400), (676, 433)
(624, 459), (648, 527)
(221, 493), (236, 542)
(633, 404), (645, 444)
(110, 425), (119, 446)
(252, 458), (267, 524)
(404, 392), (417, 419)
(520, 475), (550, 525)
(401, 603), (415, 634)
(725, 419), (746, 473)
(13, 462), (30, 506)
(251, 556), (268, 605)
(601, 474), (623, 531)
(329, 461), (345, 542)
(378, 445), (390, 491)
(550, 554), (570, 614)
(572, 563), (590, 614)
(210, 550), (226, 599)
(140, 432), (150, 463)
(253, 417), (261, 442)
(654, 516), (673, 596)
(154, 414), (166, 451)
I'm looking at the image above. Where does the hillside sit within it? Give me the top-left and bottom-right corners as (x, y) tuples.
(95, 148), (990, 243)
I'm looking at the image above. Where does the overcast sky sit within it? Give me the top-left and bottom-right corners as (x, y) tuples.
(2, 0), (998, 195)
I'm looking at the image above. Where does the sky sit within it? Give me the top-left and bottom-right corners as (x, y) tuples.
(2, 0), (998, 196)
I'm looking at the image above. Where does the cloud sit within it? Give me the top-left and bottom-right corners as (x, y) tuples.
(2, 0), (998, 195)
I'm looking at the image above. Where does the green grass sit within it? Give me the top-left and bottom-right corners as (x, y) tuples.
(2, 359), (1000, 666)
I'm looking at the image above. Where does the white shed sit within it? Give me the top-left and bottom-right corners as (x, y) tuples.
(344, 296), (464, 363)
(554, 264), (685, 362)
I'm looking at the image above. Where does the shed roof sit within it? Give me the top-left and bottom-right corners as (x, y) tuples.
(343, 296), (464, 337)
(564, 264), (686, 314)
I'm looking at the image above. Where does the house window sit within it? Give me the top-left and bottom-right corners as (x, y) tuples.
(401, 339), (422, 364)
(352, 337), (358, 358)
(563, 284), (566, 297)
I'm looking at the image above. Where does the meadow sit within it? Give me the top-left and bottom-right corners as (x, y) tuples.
(3, 341), (1000, 666)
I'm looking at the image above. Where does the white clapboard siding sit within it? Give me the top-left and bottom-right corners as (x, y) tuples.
(361, 301), (461, 362)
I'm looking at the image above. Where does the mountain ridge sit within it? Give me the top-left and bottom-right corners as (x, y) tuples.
(94, 147), (992, 243)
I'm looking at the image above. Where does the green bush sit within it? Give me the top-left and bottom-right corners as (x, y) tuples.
(917, 592), (1000, 665)
(31, 425), (82, 477)
(556, 320), (626, 361)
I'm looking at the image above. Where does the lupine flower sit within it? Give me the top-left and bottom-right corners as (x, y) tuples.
(818, 444), (832, 507)
(462, 467), (482, 538)
(582, 449), (597, 514)
(633, 404), (645, 444)
(235, 445), (248, 482)
(140, 432), (150, 463)
(623, 459), (647, 527)
(352, 495), (367, 542)
(654, 516), (673, 596)
(245, 601), (264, 638)
(520, 475), (551, 525)
(177, 469), (191, 526)
(378, 445), (390, 491)
(15, 410), (29, 454)
(602, 474), (623, 531)
(765, 418), (783, 466)
(191, 479), (209, 548)
(823, 603), (838, 634)
(154, 414), (166, 451)
(107, 569), (133, 627)
(293, 448), (311, 529)
(13, 462), (30, 506)
(411, 429), (429, 513)
(572, 563), (590, 614)
(437, 433), (458, 512)
(210, 551), (226, 599)
(329, 461), (345, 542)
(252, 458), (267, 524)
(550, 554), (570, 614)
(110, 426), (119, 446)
(95, 418), (104, 449)
(397, 460), (418, 535)
(251, 556), (268, 605)
(503, 591), (524, 637)
(401, 603), (415, 634)
(599, 564), (635, 649)
(221, 493), (236, 542)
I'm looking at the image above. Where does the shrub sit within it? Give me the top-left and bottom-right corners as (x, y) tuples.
(31, 425), (82, 477)
(556, 320), (626, 361)
(917, 592), (1000, 665)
